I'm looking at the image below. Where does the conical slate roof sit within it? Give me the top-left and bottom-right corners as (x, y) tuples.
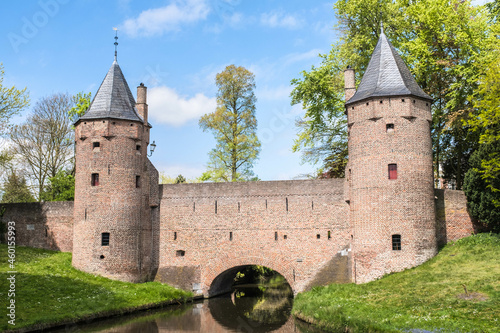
(79, 61), (143, 122)
(346, 32), (432, 105)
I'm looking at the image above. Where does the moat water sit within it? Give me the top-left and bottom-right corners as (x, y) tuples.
(48, 281), (328, 333)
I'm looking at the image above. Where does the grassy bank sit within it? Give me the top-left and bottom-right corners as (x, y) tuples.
(293, 233), (500, 333)
(0, 245), (192, 332)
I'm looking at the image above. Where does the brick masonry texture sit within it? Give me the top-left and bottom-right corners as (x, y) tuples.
(156, 179), (351, 295)
(346, 96), (437, 283)
(1, 202), (73, 252)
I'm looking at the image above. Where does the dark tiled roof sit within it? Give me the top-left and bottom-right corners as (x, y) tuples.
(80, 61), (143, 122)
(346, 32), (432, 105)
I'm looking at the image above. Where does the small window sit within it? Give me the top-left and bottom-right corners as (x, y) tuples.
(174, 232), (177, 240)
(101, 233), (110, 246)
(284, 235), (287, 240)
(388, 164), (397, 180)
(136, 145), (141, 151)
(402, 98), (405, 102)
(229, 232), (233, 241)
(392, 234), (401, 250)
(93, 142), (100, 149)
(91, 173), (99, 186)
(380, 100), (383, 104)
(328, 231), (331, 239)
(136, 175), (140, 188)
(317, 234), (321, 239)
(386, 124), (394, 133)
(176, 250), (185, 257)
(275, 231), (278, 241)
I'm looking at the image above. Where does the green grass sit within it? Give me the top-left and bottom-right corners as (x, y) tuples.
(293, 233), (500, 333)
(0, 245), (192, 331)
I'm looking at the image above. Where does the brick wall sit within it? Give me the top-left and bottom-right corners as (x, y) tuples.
(156, 179), (351, 296)
(0, 201), (73, 252)
(435, 189), (476, 246)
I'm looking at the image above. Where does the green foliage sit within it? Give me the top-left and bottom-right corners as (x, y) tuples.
(199, 65), (261, 182)
(69, 91), (91, 122)
(468, 54), (500, 196)
(0, 62), (30, 133)
(0, 171), (35, 203)
(290, 48), (348, 178)
(174, 174), (186, 184)
(0, 245), (192, 331)
(463, 144), (500, 231)
(293, 233), (500, 332)
(40, 170), (75, 201)
(291, 0), (498, 186)
(10, 93), (75, 200)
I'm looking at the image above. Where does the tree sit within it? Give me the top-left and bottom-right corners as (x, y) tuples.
(290, 48), (348, 178)
(68, 92), (91, 123)
(291, 0), (497, 186)
(463, 143), (500, 231)
(467, 54), (500, 196)
(10, 93), (74, 200)
(0, 63), (29, 170)
(199, 65), (261, 182)
(175, 174), (186, 184)
(0, 63), (30, 132)
(40, 170), (75, 201)
(1, 171), (35, 203)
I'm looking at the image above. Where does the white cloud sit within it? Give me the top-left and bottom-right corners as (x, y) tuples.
(148, 86), (216, 126)
(121, 0), (210, 37)
(260, 11), (303, 29)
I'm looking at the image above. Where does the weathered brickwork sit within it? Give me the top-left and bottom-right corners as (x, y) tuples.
(435, 189), (476, 246)
(0, 202), (73, 252)
(156, 179), (351, 295)
(72, 111), (156, 282)
(346, 96), (437, 283)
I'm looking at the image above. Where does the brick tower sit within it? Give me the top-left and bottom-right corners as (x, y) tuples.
(72, 57), (156, 282)
(344, 31), (437, 283)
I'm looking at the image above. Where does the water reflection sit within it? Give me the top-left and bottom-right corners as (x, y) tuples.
(48, 282), (328, 333)
(208, 280), (294, 332)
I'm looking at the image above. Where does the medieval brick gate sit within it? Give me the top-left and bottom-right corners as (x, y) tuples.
(154, 179), (353, 296)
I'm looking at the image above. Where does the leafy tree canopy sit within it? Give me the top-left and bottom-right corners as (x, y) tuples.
(1, 171), (35, 203)
(199, 65), (261, 182)
(41, 170), (75, 201)
(0, 63), (30, 133)
(463, 143), (500, 231)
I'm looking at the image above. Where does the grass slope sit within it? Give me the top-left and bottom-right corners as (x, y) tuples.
(0, 245), (192, 331)
(293, 233), (500, 333)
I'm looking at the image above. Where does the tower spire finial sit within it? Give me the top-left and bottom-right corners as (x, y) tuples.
(113, 27), (118, 61)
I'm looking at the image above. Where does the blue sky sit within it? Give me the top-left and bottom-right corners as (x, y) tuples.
(1, 0), (339, 181)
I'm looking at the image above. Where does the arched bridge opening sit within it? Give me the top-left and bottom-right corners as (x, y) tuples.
(208, 265), (293, 297)
(207, 265), (294, 332)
